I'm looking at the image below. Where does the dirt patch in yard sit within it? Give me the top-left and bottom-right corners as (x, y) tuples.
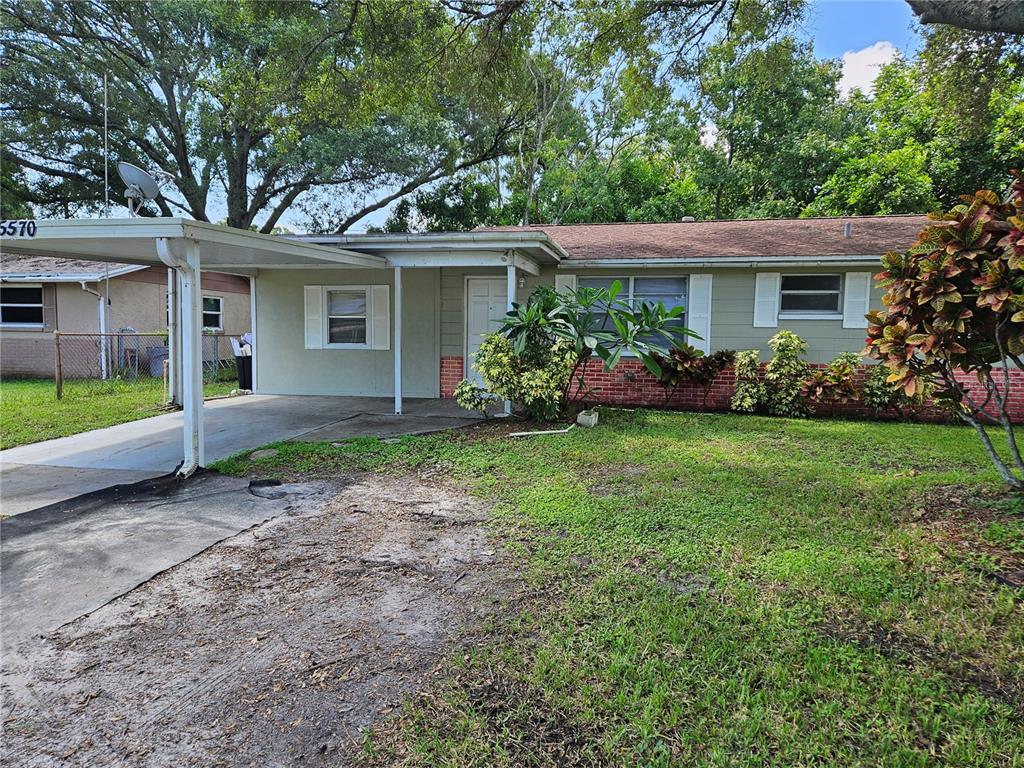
(1, 474), (514, 767)
(910, 485), (1024, 588)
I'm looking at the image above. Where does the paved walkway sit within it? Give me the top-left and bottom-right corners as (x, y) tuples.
(0, 395), (481, 516)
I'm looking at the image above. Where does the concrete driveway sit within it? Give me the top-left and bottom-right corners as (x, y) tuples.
(0, 395), (481, 516)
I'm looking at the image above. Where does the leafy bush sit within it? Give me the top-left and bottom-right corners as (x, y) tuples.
(498, 282), (694, 408)
(763, 330), (810, 417)
(731, 332), (810, 417)
(859, 362), (931, 419)
(655, 345), (735, 408)
(457, 333), (576, 421)
(865, 172), (1024, 488)
(731, 350), (765, 413)
(801, 352), (861, 413)
(453, 378), (495, 415)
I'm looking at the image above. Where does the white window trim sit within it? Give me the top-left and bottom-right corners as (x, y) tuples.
(0, 282), (45, 328)
(323, 285), (371, 350)
(778, 273), (843, 320)
(202, 295), (223, 331)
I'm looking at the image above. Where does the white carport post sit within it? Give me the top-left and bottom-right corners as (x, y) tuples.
(157, 237), (205, 476)
(394, 266), (402, 415)
(505, 263), (516, 416)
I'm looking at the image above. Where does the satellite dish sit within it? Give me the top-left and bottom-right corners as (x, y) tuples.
(116, 161), (161, 216)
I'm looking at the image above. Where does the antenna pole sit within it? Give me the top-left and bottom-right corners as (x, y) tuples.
(103, 72), (109, 217)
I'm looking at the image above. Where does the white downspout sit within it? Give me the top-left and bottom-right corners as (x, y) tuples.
(167, 268), (178, 405)
(394, 266), (402, 415)
(79, 281), (108, 379)
(157, 237), (204, 477)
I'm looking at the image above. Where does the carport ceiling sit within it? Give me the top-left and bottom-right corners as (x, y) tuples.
(0, 218), (386, 270)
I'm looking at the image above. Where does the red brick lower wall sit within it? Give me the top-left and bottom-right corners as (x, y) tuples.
(440, 355), (464, 398)
(441, 354), (1024, 422)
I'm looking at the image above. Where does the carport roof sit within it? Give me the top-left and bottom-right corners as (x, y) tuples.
(0, 218), (386, 270)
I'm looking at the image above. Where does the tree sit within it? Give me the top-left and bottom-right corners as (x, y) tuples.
(907, 0), (1024, 35)
(1, 0), (530, 231)
(0, 163), (32, 218)
(378, 176), (500, 232)
(807, 30), (1023, 217)
(865, 174), (1024, 489)
(690, 36), (853, 219)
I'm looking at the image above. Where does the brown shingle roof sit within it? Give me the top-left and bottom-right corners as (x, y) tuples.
(0, 253), (143, 279)
(481, 215), (930, 261)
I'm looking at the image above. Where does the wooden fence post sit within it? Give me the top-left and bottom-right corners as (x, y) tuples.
(54, 331), (63, 400)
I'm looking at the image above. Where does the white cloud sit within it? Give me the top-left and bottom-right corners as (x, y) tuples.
(700, 123), (718, 148)
(839, 41), (898, 97)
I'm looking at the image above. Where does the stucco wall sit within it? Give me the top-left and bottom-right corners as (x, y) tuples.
(254, 268), (439, 398)
(439, 265), (883, 365)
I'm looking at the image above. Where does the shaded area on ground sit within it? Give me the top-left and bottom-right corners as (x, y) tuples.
(1, 470), (325, 654)
(0, 394), (483, 516)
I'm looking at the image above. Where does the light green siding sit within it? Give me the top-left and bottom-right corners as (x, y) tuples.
(442, 265), (882, 364)
(255, 267), (440, 397)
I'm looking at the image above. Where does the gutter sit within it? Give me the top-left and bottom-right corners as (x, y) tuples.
(557, 256), (882, 269)
(0, 265), (144, 282)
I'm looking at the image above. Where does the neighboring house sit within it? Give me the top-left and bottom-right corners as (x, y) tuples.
(0, 254), (250, 378)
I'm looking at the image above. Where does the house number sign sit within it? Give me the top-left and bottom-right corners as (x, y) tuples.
(0, 219), (38, 237)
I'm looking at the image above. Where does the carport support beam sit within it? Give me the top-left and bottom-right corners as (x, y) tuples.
(394, 266), (402, 415)
(505, 264), (515, 416)
(157, 237), (205, 476)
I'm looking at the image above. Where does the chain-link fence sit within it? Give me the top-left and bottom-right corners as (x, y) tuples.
(53, 332), (242, 402)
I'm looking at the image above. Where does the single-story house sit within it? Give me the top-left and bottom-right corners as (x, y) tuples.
(0, 214), (937, 472)
(0, 254), (250, 378)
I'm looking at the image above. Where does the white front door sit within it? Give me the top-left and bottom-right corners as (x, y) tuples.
(465, 277), (508, 386)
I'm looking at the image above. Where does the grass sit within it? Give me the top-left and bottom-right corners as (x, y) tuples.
(213, 411), (1024, 767)
(0, 377), (237, 449)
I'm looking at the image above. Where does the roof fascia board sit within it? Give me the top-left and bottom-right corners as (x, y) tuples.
(180, 222), (385, 268)
(0, 264), (146, 282)
(290, 232), (567, 263)
(384, 250), (541, 275)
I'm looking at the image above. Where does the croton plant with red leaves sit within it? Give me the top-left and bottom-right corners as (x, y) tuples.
(865, 170), (1024, 489)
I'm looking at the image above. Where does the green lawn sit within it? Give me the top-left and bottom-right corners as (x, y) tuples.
(0, 378), (237, 449)
(215, 411), (1024, 767)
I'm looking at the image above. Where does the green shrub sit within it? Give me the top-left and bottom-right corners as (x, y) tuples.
(732, 332), (811, 417)
(460, 333), (576, 421)
(453, 379), (495, 415)
(655, 345), (735, 408)
(801, 352), (861, 413)
(860, 363), (931, 419)
(731, 350), (765, 413)
(763, 330), (810, 417)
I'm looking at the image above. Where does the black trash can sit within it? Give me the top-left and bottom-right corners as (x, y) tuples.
(236, 356), (253, 390)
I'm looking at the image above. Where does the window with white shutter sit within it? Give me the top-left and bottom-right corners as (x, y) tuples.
(304, 285), (390, 350)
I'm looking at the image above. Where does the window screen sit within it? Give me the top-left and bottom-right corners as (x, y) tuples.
(779, 275), (841, 314)
(576, 276), (687, 339)
(326, 289), (367, 344)
(0, 285), (43, 325)
(202, 296), (223, 330)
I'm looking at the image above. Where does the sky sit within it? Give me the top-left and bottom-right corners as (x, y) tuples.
(801, 0), (922, 95)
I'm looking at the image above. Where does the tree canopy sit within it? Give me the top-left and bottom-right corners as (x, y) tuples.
(3, 1), (1020, 232)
